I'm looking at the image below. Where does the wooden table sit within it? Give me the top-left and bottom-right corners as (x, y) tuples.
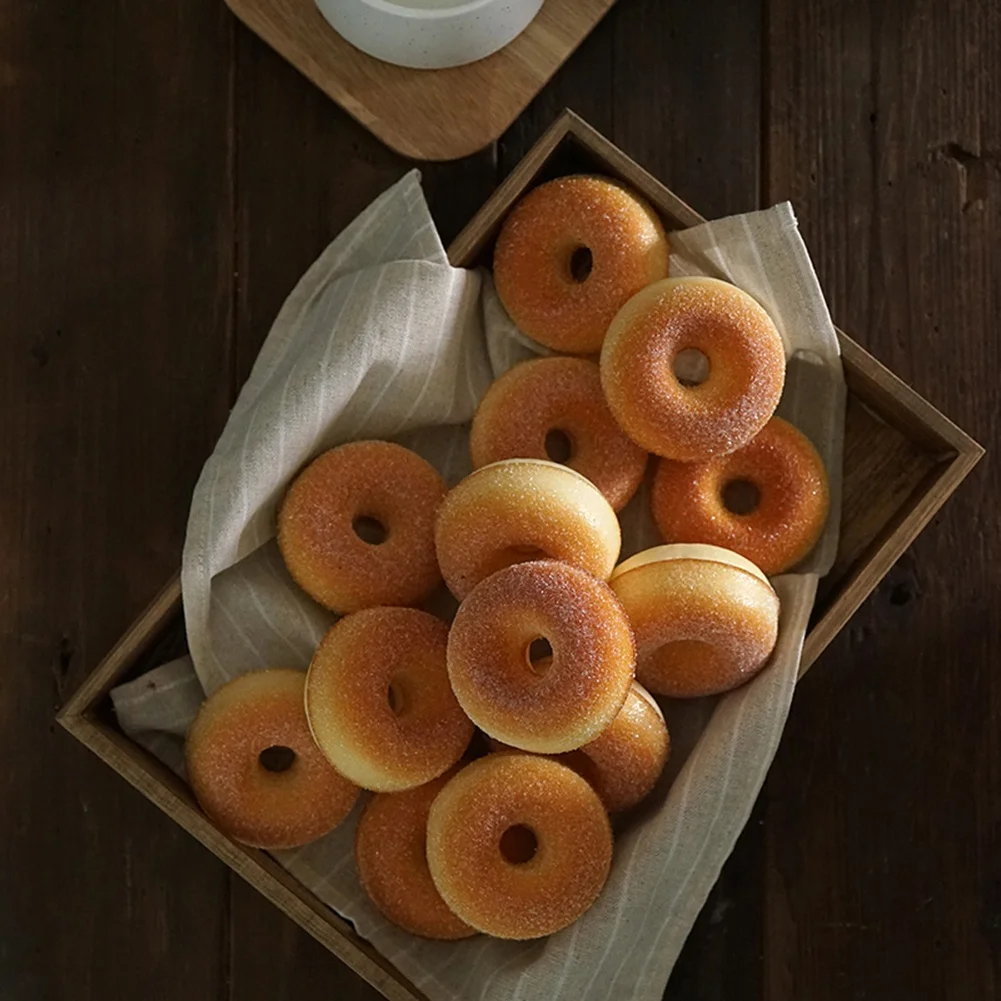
(3, 1), (998, 998)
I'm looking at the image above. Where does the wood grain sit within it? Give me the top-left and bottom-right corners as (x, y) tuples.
(224, 0), (616, 161)
(0, 0), (235, 997)
(14, 0), (997, 998)
(764, 2), (1000, 999)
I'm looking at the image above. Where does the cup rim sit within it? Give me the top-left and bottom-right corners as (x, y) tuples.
(354, 0), (501, 19)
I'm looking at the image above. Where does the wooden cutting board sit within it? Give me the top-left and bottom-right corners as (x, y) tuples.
(224, 0), (617, 161)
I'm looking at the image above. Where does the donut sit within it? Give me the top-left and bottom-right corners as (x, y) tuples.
(305, 607), (473, 791)
(651, 416), (830, 575)
(573, 682), (670, 813)
(355, 770), (476, 940)
(493, 175), (669, 353)
(469, 357), (648, 511)
(185, 669), (359, 849)
(491, 682), (669, 814)
(435, 458), (621, 601)
(610, 544), (780, 698)
(601, 277), (786, 460)
(426, 753), (613, 939)
(277, 440), (445, 613)
(447, 560), (635, 753)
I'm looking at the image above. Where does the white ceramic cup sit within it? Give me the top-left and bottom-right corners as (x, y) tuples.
(315, 0), (545, 70)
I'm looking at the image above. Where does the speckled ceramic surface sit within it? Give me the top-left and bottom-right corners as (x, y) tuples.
(315, 0), (544, 69)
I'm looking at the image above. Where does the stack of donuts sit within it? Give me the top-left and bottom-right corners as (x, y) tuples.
(185, 174), (830, 942)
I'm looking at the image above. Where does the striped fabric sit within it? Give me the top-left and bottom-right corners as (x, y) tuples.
(112, 171), (843, 1001)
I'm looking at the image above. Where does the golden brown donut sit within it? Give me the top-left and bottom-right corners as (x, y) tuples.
(651, 416), (829, 575)
(277, 440), (446, 613)
(447, 560), (635, 753)
(610, 544), (780, 698)
(426, 754), (613, 939)
(469, 357), (648, 511)
(185, 669), (359, 849)
(435, 458), (621, 601)
(491, 682), (669, 814)
(601, 277), (786, 460)
(355, 770), (476, 940)
(305, 607), (473, 791)
(493, 175), (669, 353)
(574, 682), (670, 813)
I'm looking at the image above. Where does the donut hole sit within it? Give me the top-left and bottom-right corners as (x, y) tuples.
(568, 245), (594, 283)
(673, 348), (710, 387)
(258, 745), (296, 773)
(500, 824), (539, 865)
(387, 679), (407, 716)
(721, 478), (761, 515)
(353, 515), (387, 545)
(544, 428), (575, 464)
(525, 637), (554, 675)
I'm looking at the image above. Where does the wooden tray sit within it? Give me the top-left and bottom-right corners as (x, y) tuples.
(58, 111), (983, 1001)
(224, 0), (616, 161)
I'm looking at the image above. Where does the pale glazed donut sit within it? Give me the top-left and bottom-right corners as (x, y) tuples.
(447, 560), (635, 753)
(186, 669), (359, 849)
(435, 458), (621, 602)
(493, 175), (669, 353)
(355, 770), (476, 940)
(305, 608), (473, 791)
(491, 681), (669, 814)
(610, 544), (780, 698)
(277, 440), (446, 613)
(426, 753), (613, 939)
(470, 357), (648, 511)
(652, 416), (830, 575)
(601, 277), (786, 460)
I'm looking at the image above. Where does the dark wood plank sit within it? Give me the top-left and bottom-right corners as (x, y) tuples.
(497, 0), (614, 177)
(0, 0), (236, 998)
(612, 0), (763, 222)
(227, 22), (497, 1001)
(612, 3), (765, 998)
(764, 0), (1000, 998)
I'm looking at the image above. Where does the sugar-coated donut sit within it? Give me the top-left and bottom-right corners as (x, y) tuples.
(573, 682), (670, 813)
(355, 770), (476, 940)
(651, 416), (829, 575)
(427, 754), (613, 939)
(601, 277), (786, 460)
(277, 440), (446, 613)
(305, 608), (473, 791)
(186, 669), (359, 849)
(491, 682), (669, 814)
(470, 357), (648, 511)
(493, 175), (669, 353)
(435, 458), (621, 601)
(610, 544), (780, 698)
(447, 560), (635, 753)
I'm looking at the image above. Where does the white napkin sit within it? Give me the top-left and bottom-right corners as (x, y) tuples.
(111, 169), (843, 1001)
